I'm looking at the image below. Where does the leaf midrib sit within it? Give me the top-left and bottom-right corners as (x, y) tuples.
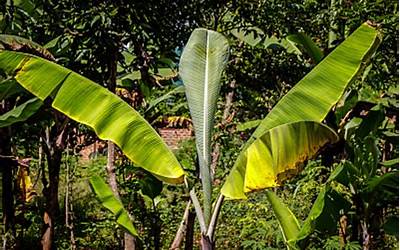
(202, 32), (210, 162)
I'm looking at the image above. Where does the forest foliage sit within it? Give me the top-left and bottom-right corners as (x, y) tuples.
(0, 0), (398, 249)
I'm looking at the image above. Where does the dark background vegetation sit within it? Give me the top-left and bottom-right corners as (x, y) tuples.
(0, 0), (398, 249)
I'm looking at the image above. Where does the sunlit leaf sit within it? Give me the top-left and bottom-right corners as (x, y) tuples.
(222, 22), (381, 199)
(0, 50), (184, 184)
(89, 176), (138, 236)
(236, 119), (261, 132)
(243, 121), (338, 193)
(265, 191), (300, 244)
(146, 85), (185, 112)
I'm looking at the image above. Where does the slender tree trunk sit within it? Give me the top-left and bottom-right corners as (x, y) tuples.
(41, 117), (69, 250)
(107, 141), (136, 249)
(0, 128), (16, 249)
(65, 147), (77, 250)
(41, 145), (62, 250)
(184, 210), (196, 250)
(106, 48), (136, 249)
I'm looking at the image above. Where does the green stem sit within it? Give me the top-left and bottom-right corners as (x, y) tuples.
(199, 161), (212, 227)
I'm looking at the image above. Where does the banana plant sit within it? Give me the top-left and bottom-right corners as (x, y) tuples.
(0, 49), (184, 184)
(89, 176), (138, 237)
(265, 184), (351, 249)
(0, 21), (381, 249)
(0, 43), (185, 237)
(0, 35), (54, 128)
(221, 22), (381, 199)
(177, 22), (380, 249)
(179, 28), (229, 227)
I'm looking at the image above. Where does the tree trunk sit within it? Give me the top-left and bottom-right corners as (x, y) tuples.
(41, 119), (69, 250)
(200, 234), (214, 250)
(65, 148), (77, 250)
(41, 147), (62, 250)
(0, 128), (16, 248)
(107, 141), (136, 249)
(184, 210), (196, 250)
(106, 47), (137, 250)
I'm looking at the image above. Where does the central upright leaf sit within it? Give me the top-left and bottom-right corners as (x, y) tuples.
(179, 28), (229, 222)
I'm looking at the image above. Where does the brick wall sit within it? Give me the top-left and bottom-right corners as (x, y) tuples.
(158, 128), (193, 150)
(78, 128), (192, 162)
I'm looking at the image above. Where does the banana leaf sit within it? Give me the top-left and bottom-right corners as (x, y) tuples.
(266, 186), (351, 249)
(236, 119), (261, 132)
(0, 78), (25, 100)
(0, 34), (54, 61)
(242, 121), (338, 193)
(266, 191), (300, 245)
(0, 97), (42, 128)
(179, 28), (229, 221)
(286, 33), (324, 63)
(0, 50), (184, 184)
(89, 176), (138, 236)
(146, 85), (185, 112)
(222, 22), (381, 199)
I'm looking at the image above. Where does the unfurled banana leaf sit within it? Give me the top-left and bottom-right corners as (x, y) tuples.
(0, 97), (42, 128)
(286, 33), (324, 63)
(222, 22), (381, 199)
(0, 50), (184, 184)
(266, 191), (300, 246)
(89, 176), (138, 236)
(242, 121), (338, 193)
(179, 28), (229, 222)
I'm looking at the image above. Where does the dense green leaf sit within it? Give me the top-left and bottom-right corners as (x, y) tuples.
(0, 78), (25, 100)
(222, 22), (381, 199)
(265, 191), (300, 245)
(0, 50), (184, 184)
(355, 105), (385, 139)
(367, 172), (398, 194)
(89, 176), (138, 236)
(383, 216), (399, 239)
(379, 158), (399, 167)
(0, 97), (42, 128)
(327, 162), (360, 187)
(146, 85), (185, 112)
(296, 186), (351, 244)
(230, 27), (264, 47)
(286, 33), (324, 63)
(236, 119), (261, 132)
(139, 174), (163, 200)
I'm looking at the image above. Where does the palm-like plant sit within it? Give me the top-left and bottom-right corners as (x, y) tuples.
(0, 22), (381, 249)
(178, 22), (380, 249)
